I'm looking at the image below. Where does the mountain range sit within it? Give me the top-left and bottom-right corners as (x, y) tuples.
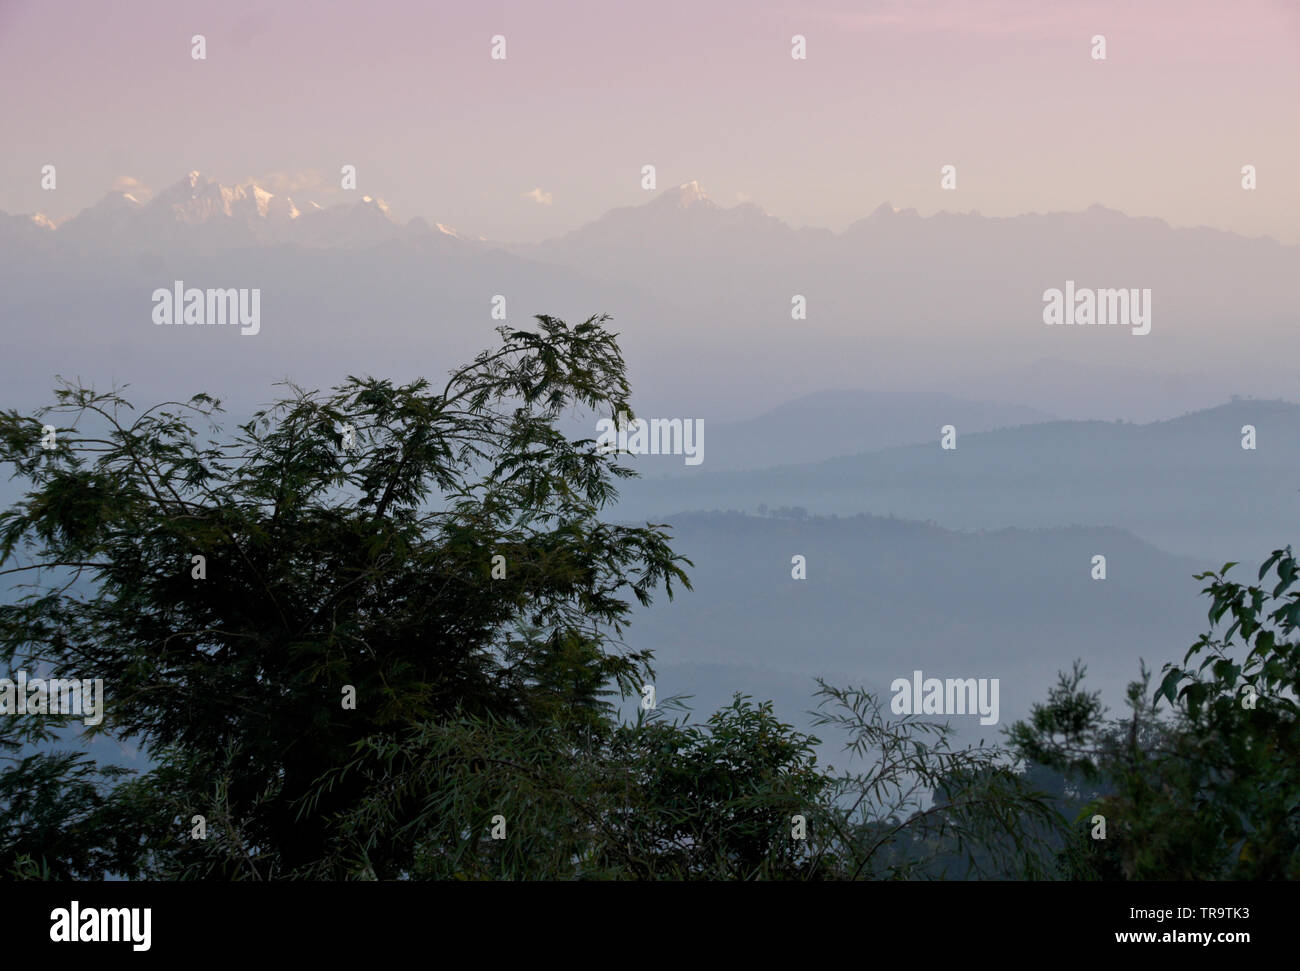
(4, 170), (474, 253)
(1, 173), (1297, 423)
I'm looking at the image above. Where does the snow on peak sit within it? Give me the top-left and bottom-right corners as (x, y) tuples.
(251, 184), (274, 217)
(656, 180), (714, 208)
(45, 172), (427, 249)
(678, 180), (708, 202)
(149, 173), (312, 226)
(93, 189), (143, 210)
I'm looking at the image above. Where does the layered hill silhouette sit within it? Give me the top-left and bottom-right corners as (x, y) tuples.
(619, 510), (1211, 749)
(613, 398), (1300, 563)
(677, 390), (1052, 470)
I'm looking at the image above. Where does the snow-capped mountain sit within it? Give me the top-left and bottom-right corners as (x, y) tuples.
(654, 179), (714, 209)
(1, 173), (1297, 427)
(44, 171), (419, 251)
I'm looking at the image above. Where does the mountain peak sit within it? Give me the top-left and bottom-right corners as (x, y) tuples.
(867, 201), (919, 219)
(359, 195), (392, 216)
(1076, 202), (1128, 223)
(656, 180), (714, 208)
(87, 189), (145, 212)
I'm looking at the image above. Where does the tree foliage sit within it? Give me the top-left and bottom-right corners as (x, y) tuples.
(1007, 548), (1300, 879)
(9, 312), (1278, 881)
(0, 315), (689, 878)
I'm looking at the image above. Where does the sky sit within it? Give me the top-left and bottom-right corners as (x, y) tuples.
(1, 0), (1298, 242)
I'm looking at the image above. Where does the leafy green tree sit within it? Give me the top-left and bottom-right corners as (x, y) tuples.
(1155, 549), (1300, 877)
(0, 315), (690, 879)
(1007, 548), (1300, 879)
(1005, 663), (1199, 879)
(0, 715), (150, 880)
(324, 682), (1063, 881)
(1, 311), (1076, 882)
(805, 683), (1060, 880)
(319, 693), (831, 880)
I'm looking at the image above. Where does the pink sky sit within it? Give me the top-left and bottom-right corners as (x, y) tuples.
(2, 0), (1297, 242)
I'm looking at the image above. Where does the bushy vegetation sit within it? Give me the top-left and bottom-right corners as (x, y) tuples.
(1, 316), (1294, 879)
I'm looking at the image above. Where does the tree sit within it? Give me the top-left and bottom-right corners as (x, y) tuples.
(0, 315), (691, 879)
(321, 681), (1063, 881)
(1007, 548), (1300, 879)
(805, 682), (1060, 880)
(1154, 549), (1300, 878)
(0, 312), (1072, 882)
(0, 716), (151, 880)
(319, 693), (832, 880)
